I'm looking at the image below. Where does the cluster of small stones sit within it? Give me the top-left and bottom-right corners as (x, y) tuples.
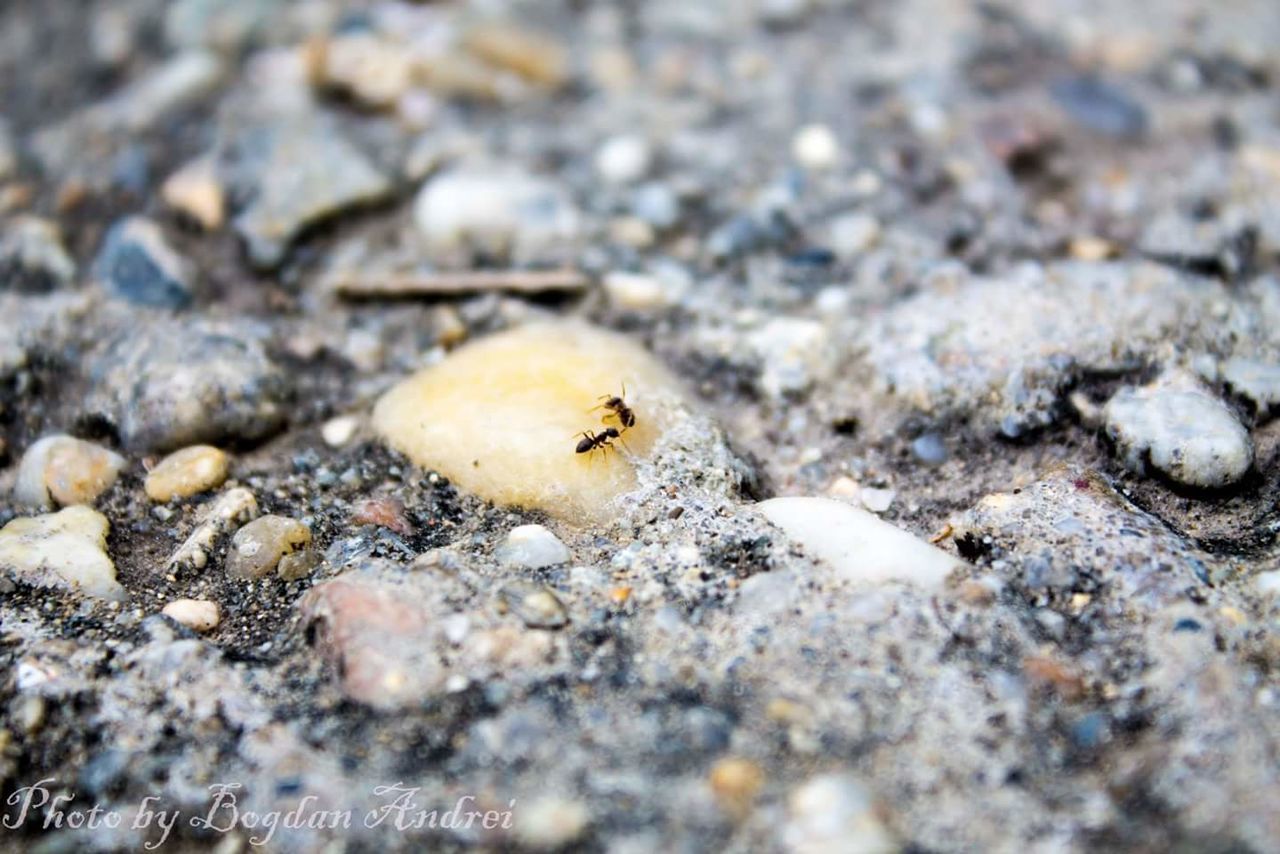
(1, 0), (1279, 852)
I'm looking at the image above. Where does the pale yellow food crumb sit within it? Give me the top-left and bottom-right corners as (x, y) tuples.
(373, 321), (686, 524)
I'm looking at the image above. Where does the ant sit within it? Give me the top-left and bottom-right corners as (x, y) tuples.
(590, 384), (636, 431)
(575, 427), (626, 459)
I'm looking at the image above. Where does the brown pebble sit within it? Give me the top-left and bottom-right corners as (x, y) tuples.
(144, 445), (229, 502)
(226, 515), (311, 580)
(1023, 655), (1085, 701)
(278, 548), (320, 581)
(15, 435), (126, 507)
(462, 24), (570, 89)
(350, 497), (412, 536)
(709, 757), (766, 816)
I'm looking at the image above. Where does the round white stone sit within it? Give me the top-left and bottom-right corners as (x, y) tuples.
(496, 524), (572, 570)
(791, 124), (839, 170)
(321, 415), (360, 448)
(594, 134), (653, 185)
(413, 167), (580, 262)
(784, 773), (897, 854)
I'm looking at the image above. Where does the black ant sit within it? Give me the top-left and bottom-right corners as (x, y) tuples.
(575, 427), (626, 458)
(590, 384), (636, 431)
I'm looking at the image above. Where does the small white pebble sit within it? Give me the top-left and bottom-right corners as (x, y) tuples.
(603, 271), (669, 311)
(515, 797), (589, 850)
(829, 213), (880, 258)
(859, 487), (896, 514)
(791, 124), (839, 170)
(442, 613), (471, 645)
(322, 415), (360, 448)
(161, 598), (221, 632)
(851, 169), (882, 197)
(827, 476), (860, 499)
(1256, 570), (1280, 597)
(496, 524), (571, 570)
(595, 134), (653, 185)
(785, 773), (896, 854)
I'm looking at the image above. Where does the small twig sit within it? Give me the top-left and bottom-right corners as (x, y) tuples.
(331, 268), (591, 298)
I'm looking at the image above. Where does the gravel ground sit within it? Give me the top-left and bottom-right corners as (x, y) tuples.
(2, 1), (1279, 852)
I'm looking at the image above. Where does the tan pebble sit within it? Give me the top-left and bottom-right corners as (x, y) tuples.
(431, 306), (468, 348)
(0, 183), (35, 213)
(277, 548), (319, 581)
(709, 757), (765, 816)
(462, 24), (569, 89)
(766, 697), (809, 724)
(145, 445), (229, 502)
(590, 47), (635, 92)
(15, 435), (125, 508)
(414, 52), (503, 102)
(311, 33), (414, 109)
(826, 475), (860, 500)
(1218, 605), (1247, 627)
(161, 598), (220, 632)
(1069, 235), (1115, 261)
(608, 216), (655, 249)
(1023, 655), (1085, 701)
(955, 578), (997, 605)
(161, 157), (225, 230)
(602, 270), (667, 309)
(225, 515), (310, 580)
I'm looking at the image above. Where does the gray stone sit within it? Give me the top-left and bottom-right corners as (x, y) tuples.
(86, 319), (290, 450)
(226, 114), (392, 269)
(1221, 357), (1280, 417)
(631, 183), (680, 230)
(93, 217), (193, 308)
(0, 117), (16, 180)
(1104, 375), (1253, 489)
(910, 433), (948, 465)
(1049, 75), (1148, 139)
(0, 217), (76, 293)
(861, 262), (1223, 435)
(32, 52), (224, 177)
(413, 165), (581, 265)
(164, 0), (300, 52)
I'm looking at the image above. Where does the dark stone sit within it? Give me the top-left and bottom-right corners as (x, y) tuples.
(1050, 76), (1148, 139)
(93, 218), (193, 309)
